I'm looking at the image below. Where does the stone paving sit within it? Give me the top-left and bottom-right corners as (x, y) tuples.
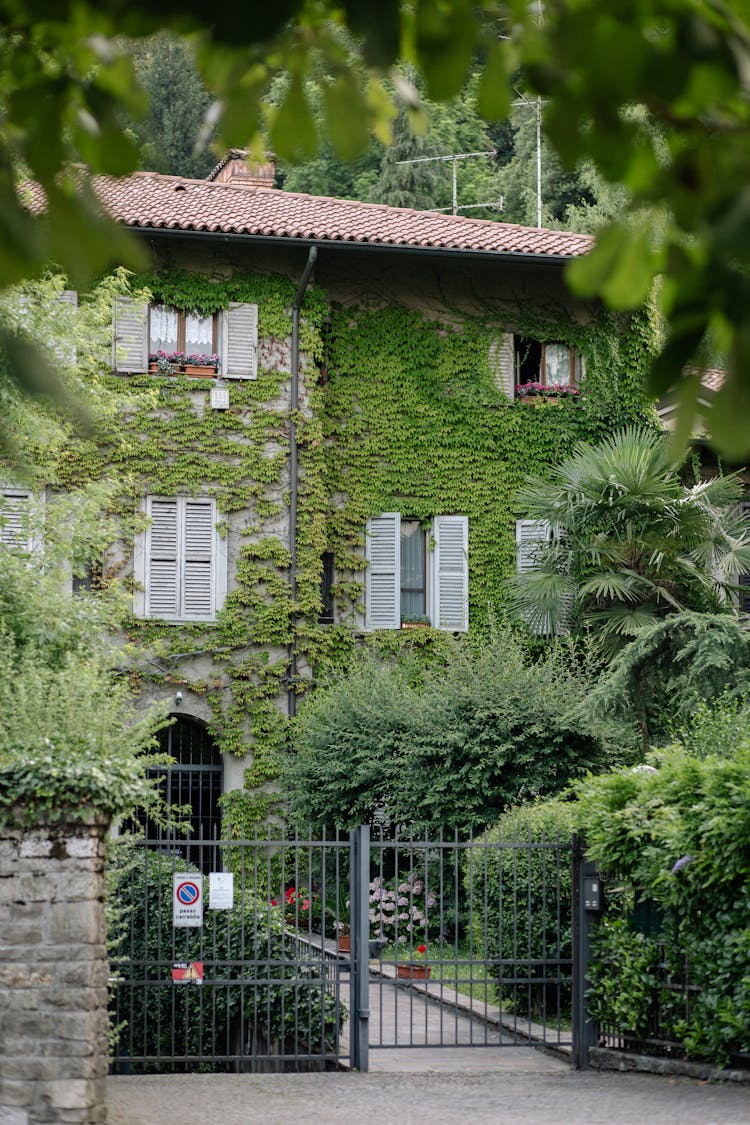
(106, 967), (750, 1125)
(107, 1065), (750, 1125)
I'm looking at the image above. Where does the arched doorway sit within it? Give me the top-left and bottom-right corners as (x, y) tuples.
(138, 714), (224, 872)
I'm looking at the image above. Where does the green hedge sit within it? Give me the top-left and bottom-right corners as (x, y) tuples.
(576, 745), (750, 1066)
(463, 799), (576, 1017)
(108, 845), (345, 1073)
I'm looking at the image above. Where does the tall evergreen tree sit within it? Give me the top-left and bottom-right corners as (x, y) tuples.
(129, 33), (215, 179)
(369, 109), (441, 210)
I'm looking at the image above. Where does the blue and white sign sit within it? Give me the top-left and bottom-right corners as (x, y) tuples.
(173, 874), (203, 928)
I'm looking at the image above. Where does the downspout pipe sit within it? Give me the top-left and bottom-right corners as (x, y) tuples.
(288, 245), (318, 719)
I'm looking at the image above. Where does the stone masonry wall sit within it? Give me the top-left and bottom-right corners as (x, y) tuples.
(0, 819), (110, 1125)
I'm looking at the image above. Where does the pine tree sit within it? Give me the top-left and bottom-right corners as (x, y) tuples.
(369, 109), (441, 210)
(129, 33), (215, 179)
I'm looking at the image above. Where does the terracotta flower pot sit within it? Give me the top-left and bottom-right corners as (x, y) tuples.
(337, 934), (351, 953)
(396, 963), (431, 980)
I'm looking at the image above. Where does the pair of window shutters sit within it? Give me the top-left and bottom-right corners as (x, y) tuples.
(135, 497), (224, 621)
(365, 513), (469, 631)
(113, 298), (258, 378)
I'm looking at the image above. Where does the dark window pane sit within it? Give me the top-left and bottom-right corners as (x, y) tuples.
(319, 551), (334, 624)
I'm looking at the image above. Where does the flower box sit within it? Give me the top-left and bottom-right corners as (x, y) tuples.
(183, 364), (217, 377)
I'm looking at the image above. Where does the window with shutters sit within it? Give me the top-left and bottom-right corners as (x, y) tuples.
(364, 513), (468, 631)
(133, 496), (227, 622)
(113, 296), (258, 378)
(514, 336), (584, 387)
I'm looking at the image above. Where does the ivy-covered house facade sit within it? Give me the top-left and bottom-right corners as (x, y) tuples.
(20, 155), (657, 832)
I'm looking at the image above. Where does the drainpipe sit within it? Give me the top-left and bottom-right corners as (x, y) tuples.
(288, 245), (318, 719)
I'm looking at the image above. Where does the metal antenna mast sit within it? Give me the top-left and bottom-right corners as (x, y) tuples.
(512, 92), (545, 228)
(396, 150), (501, 216)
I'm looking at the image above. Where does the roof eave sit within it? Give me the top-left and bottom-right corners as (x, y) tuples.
(128, 224), (579, 267)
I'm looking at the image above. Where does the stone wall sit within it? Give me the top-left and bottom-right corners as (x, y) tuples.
(0, 818), (110, 1125)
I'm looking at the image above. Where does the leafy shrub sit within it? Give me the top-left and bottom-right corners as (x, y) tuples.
(575, 745), (750, 1065)
(286, 632), (636, 833)
(108, 844), (346, 1073)
(464, 798), (576, 1018)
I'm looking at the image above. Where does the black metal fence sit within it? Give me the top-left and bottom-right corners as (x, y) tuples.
(108, 825), (584, 1073)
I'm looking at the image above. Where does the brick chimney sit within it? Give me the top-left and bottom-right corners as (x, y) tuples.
(207, 149), (276, 189)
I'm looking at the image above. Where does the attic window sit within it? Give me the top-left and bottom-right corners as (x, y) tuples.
(514, 336), (584, 387)
(174, 184), (187, 191)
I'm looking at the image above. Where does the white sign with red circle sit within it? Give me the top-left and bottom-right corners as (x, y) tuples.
(173, 874), (203, 928)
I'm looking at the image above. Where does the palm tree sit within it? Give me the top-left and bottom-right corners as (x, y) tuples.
(511, 427), (750, 654)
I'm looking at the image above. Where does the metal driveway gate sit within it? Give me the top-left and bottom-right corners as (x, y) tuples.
(109, 827), (592, 1074)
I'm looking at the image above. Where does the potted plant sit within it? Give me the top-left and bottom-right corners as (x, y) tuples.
(183, 352), (220, 377)
(149, 350), (183, 374)
(515, 381), (581, 403)
(397, 944), (431, 980)
(400, 613), (431, 630)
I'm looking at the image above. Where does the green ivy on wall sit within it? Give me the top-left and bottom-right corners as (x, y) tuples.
(54, 267), (658, 833)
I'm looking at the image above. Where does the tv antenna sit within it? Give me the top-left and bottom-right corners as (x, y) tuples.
(511, 92), (546, 228)
(396, 150), (502, 217)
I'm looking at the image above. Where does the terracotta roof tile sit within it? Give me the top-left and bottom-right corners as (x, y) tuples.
(26, 171), (593, 260)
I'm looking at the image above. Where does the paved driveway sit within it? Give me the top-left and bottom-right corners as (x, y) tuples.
(108, 1054), (750, 1125)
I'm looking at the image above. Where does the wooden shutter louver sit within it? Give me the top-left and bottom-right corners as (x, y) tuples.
(53, 290), (78, 366)
(182, 500), (214, 619)
(489, 333), (516, 400)
(432, 515), (469, 631)
(366, 513), (400, 629)
(113, 296), (148, 373)
(516, 519), (551, 573)
(146, 500), (179, 618)
(221, 303), (258, 379)
(0, 489), (32, 550)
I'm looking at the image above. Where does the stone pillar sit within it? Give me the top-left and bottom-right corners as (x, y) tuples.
(0, 817), (110, 1125)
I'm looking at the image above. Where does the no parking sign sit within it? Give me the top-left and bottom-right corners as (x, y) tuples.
(173, 874), (203, 928)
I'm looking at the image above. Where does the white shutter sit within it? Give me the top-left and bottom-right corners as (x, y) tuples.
(182, 500), (215, 619)
(0, 488), (32, 550)
(54, 290), (78, 366)
(113, 296), (149, 373)
(366, 513), (400, 629)
(489, 333), (516, 400)
(516, 519), (555, 635)
(145, 499), (179, 618)
(221, 303), (258, 379)
(431, 515), (469, 631)
(516, 519), (551, 573)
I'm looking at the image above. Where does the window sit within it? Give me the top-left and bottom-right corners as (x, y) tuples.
(364, 513), (468, 631)
(113, 296), (258, 379)
(149, 305), (217, 356)
(129, 715), (223, 874)
(319, 551), (335, 624)
(133, 496), (227, 622)
(515, 336), (585, 387)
